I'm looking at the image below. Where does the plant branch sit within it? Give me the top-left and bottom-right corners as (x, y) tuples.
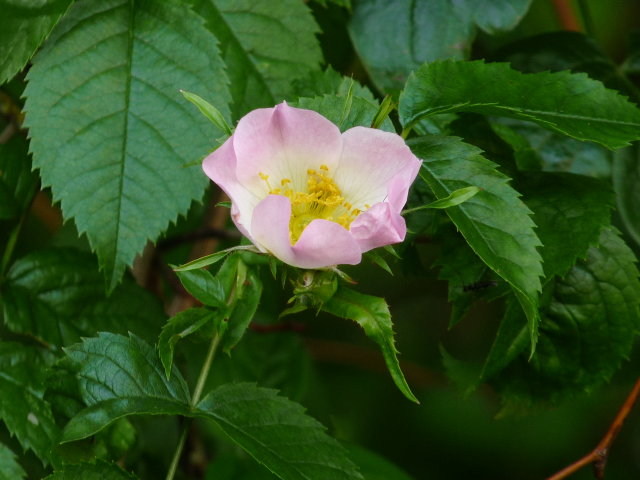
(551, 0), (581, 31)
(546, 376), (640, 480)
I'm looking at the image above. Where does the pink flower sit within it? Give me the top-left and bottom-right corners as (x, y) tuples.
(203, 102), (421, 269)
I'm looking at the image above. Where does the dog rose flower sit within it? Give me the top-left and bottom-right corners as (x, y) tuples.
(203, 102), (420, 269)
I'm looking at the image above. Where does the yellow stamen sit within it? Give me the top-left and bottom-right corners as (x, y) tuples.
(258, 166), (363, 244)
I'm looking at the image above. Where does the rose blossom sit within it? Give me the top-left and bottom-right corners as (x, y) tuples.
(202, 102), (421, 269)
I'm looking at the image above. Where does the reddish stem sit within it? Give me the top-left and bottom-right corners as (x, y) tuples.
(551, 0), (581, 31)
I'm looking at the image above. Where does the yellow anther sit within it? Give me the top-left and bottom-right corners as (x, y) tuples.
(281, 178), (291, 186)
(259, 172), (269, 180)
(307, 169), (316, 175)
(319, 164), (329, 171)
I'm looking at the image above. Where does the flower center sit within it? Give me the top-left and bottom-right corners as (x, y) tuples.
(260, 165), (362, 244)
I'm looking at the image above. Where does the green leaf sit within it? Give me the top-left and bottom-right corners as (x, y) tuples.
(195, 383), (363, 480)
(622, 31), (640, 76)
(61, 333), (191, 443)
(403, 186), (480, 213)
(0, 135), (38, 219)
(494, 227), (640, 407)
(291, 67), (375, 102)
(158, 307), (220, 379)
(23, 0), (232, 291)
(321, 287), (418, 403)
(44, 461), (138, 480)
(518, 172), (614, 280)
(409, 135), (543, 349)
(348, 1), (530, 92)
(181, 90), (233, 136)
(221, 266), (262, 354)
(344, 444), (414, 480)
(399, 60), (640, 149)
(175, 269), (227, 308)
(0, 0), (73, 84)
(173, 245), (259, 272)
(613, 143), (640, 247)
(295, 94), (395, 132)
(2, 248), (165, 346)
(0, 442), (26, 480)
(0, 342), (59, 465)
(190, 0), (323, 119)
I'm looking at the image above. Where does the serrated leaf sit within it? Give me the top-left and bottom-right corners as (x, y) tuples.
(0, 342), (59, 465)
(159, 307), (221, 379)
(0, 135), (38, 219)
(399, 60), (640, 149)
(493, 227), (640, 407)
(409, 135), (543, 348)
(190, 0), (323, 119)
(519, 172), (613, 280)
(348, 0), (530, 92)
(61, 333), (191, 443)
(0, 0), (73, 85)
(321, 287), (418, 403)
(44, 461), (138, 480)
(295, 94), (395, 132)
(195, 383), (363, 480)
(23, 0), (231, 290)
(291, 67), (375, 102)
(0, 442), (26, 480)
(221, 266), (262, 354)
(2, 248), (165, 346)
(613, 143), (640, 247)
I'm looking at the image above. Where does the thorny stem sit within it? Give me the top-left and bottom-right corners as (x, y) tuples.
(165, 333), (222, 480)
(546, 376), (640, 480)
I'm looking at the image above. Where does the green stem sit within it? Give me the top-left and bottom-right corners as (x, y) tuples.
(165, 333), (222, 480)
(1, 213), (26, 278)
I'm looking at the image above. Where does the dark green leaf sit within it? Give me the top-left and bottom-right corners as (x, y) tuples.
(23, 0), (232, 290)
(0, 0), (73, 84)
(2, 248), (165, 346)
(0, 135), (38, 219)
(409, 135), (542, 348)
(222, 267), (262, 354)
(175, 269), (227, 308)
(61, 333), (191, 443)
(322, 287), (418, 403)
(190, 0), (322, 119)
(344, 444), (414, 480)
(494, 227), (640, 407)
(295, 94), (395, 132)
(196, 383), (362, 480)
(0, 342), (59, 464)
(44, 461), (138, 480)
(159, 307), (221, 379)
(0, 442), (26, 480)
(519, 172), (614, 280)
(349, 1), (530, 92)
(291, 67), (375, 101)
(622, 31), (640, 76)
(399, 60), (640, 149)
(613, 143), (640, 247)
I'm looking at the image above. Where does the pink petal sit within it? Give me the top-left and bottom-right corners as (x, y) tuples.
(251, 195), (362, 268)
(350, 202), (407, 252)
(335, 127), (421, 212)
(202, 137), (260, 242)
(232, 103), (343, 194)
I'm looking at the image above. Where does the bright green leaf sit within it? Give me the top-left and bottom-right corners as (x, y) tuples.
(0, 135), (38, 219)
(2, 248), (165, 346)
(0, 0), (73, 85)
(292, 67), (375, 102)
(190, 0), (323, 119)
(195, 383), (363, 480)
(61, 333), (191, 443)
(181, 89), (233, 137)
(322, 287), (419, 403)
(173, 245), (259, 272)
(519, 172), (614, 280)
(44, 461), (138, 480)
(0, 442), (26, 480)
(295, 94), (395, 132)
(0, 342), (59, 465)
(159, 307), (221, 379)
(403, 186), (480, 213)
(409, 135), (543, 349)
(23, 0), (232, 290)
(399, 60), (640, 149)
